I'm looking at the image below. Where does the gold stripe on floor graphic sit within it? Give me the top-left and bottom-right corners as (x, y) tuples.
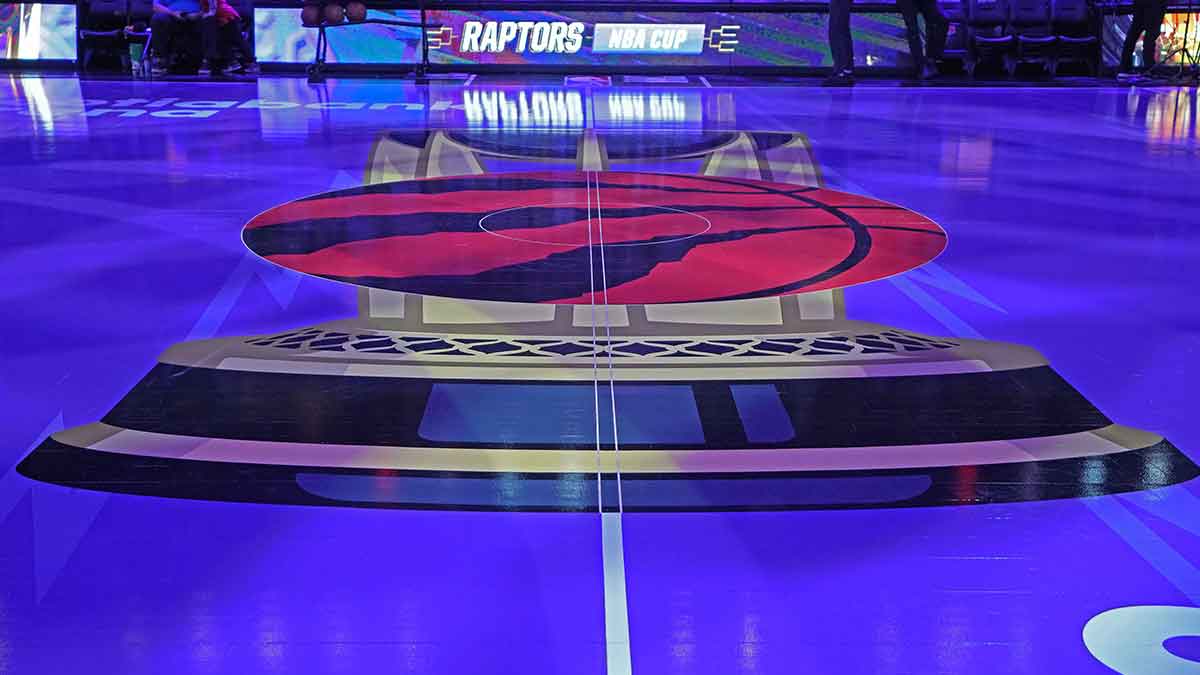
(52, 423), (1160, 474)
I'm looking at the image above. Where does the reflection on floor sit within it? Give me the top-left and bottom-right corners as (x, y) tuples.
(2, 76), (1200, 674)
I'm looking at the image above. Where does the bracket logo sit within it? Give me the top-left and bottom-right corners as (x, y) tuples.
(707, 25), (741, 53)
(425, 26), (457, 50)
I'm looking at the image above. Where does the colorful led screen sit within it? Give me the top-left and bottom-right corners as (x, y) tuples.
(1, 3), (75, 60)
(254, 8), (914, 68)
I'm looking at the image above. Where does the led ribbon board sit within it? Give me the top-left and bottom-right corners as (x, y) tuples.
(432, 21), (741, 56)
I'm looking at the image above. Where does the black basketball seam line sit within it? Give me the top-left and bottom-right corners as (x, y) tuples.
(264, 172), (830, 241)
(692, 177), (947, 294)
(304, 174), (814, 201)
(583, 171), (824, 196)
(245, 205), (868, 258)
(263, 189), (840, 253)
(248, 213), (939, 250)
(268, 173), (938, 302)
(866, 225), (948, 237)
(613, 171), (818, 193)
(315, 224), (864, 295)
(295, 177), (606, 200)
(542, 173), (873, 302)
(288, 222), (941, 297)
(298, 171), (823, 207)
(296, 182), (860, 215)
(645, 174), (875, 302)
(256, 203), (832, 231)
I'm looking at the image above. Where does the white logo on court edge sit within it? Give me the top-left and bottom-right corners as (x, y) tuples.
(1084, 605), (1200, 673)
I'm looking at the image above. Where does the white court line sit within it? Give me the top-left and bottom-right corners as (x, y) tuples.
(592, 170), (634, 675)
(602, 512), (633, 675)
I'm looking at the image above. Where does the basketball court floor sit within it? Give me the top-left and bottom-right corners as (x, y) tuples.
(2, 76), (1200, 674)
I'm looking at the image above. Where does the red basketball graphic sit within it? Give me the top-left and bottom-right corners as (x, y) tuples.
(244, 171), (947, 304)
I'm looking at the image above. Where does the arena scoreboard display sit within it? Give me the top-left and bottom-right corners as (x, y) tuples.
(254, 7), (917, 69)
(0, 0), (1195, 72)
(431, 21), (740, 56)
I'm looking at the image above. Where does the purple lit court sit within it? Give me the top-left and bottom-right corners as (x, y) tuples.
(2, 4), (1200, 673)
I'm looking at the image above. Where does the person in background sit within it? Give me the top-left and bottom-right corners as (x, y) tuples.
(898, 0), (948, 79)
(824, 0), (856, 85)
(1118, 0), (1168, 80)
(150, 0), (210, 73)
(200, 0), (258, 75)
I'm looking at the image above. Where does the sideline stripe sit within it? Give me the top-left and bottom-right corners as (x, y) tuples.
(602, 512), (633, 674)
